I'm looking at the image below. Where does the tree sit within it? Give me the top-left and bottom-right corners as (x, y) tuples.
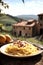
(22, 0), (24, 3)
(0, 0), (9, 13)
(0, 0), (24, 14)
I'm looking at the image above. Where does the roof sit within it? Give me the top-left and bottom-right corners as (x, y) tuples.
(12, 20), (36, 27)
(27, 19), (35, 22)
(38, 13), (43, 16)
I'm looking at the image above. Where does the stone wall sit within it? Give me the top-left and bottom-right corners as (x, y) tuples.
(13, 26), (33, 37)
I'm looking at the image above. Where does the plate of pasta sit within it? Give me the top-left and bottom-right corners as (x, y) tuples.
(0, 40), (43, 58)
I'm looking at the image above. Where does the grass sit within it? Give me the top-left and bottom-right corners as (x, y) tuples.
(0, 14), (17, 25)
(0, 14), (43, 45)
(13, 37), (43, 44)
(1, 31), (43, 45)
(2, 26), (12, 31)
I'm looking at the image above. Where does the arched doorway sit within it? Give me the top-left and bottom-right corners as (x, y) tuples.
(19, 31), (22, 36)
(40, 29), (43, 35)
(14, 31), (16, 36)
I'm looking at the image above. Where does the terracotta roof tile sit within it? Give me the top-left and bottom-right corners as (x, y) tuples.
(12, 20), (36, 27)
(38, 13), (43, 16)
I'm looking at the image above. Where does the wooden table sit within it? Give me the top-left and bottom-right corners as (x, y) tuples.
(0, 52), (43, 65)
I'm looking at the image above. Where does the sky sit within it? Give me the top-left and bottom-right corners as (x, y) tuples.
(1, 0), (43, 16)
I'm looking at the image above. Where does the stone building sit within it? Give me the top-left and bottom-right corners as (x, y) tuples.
(12, 13), (43, 37)
(37, 13), (43, 35)
(12, 19), (37, 37)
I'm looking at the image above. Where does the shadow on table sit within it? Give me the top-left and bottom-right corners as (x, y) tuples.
(0, 53), (42, 65)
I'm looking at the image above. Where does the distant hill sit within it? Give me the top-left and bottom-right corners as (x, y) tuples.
(0, 14), (20, 25)
(0, 14), (38, 25)
(7, 14), (21, 22)
(17, 15), (38, 20)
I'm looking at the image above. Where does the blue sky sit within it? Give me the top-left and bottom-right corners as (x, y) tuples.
(2, 0), (43, 16)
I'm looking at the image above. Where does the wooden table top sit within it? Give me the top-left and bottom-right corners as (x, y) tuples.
(0, 52), (43, 65)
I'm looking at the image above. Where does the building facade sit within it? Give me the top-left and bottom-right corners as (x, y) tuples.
(37, 14), (43, 35)
(12, 13), (43, 37)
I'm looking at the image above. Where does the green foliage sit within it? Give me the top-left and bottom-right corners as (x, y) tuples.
(0, 14), (17, 25)
(0, 23), (3, 27)
(0, 30), (43, 44)
(2, 26), (12, 32)
(0, 0), (9, 13)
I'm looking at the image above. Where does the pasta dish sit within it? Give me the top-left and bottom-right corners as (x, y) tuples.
(5, 40), (39, 56)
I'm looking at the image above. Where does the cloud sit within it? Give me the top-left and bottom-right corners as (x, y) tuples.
(24, 0), (43, 14)
(3, 0), (43, 16)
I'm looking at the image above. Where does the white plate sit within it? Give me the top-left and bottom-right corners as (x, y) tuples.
(0, 43), (43, 58)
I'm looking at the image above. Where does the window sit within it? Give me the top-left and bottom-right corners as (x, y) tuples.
(40, 24), (42, 26)
(14, 26), (15, 29)
(27, 21), (33, 24)
(23, 27), (25, 30)
(39, 16), (42, 20)
(14, 32), (16, 36)
(25, 33), (27, 36)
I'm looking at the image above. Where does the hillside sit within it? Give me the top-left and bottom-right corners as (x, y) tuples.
(17, 15), (38, 20)
(0, 14), (20, 25)
(0, 14), (38, 25)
